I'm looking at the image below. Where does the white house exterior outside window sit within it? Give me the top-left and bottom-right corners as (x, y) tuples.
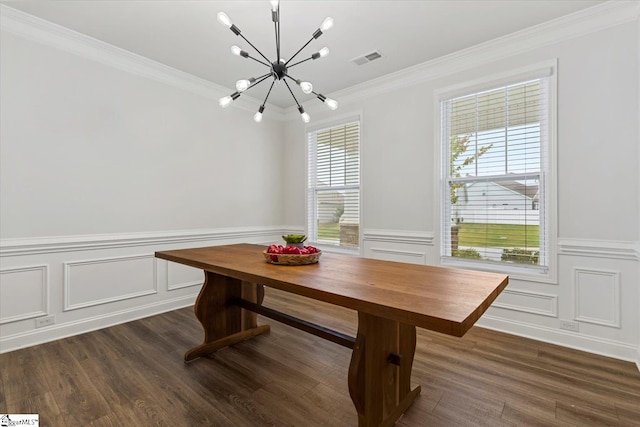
(439, 65), (555, 274)
(307, 118), (361, 250)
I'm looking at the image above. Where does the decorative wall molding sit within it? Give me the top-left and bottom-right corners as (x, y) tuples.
(558, 238), (640, 260)
(168, 280), (202, 291)
(573, 268), (621, 328)
(0, 225), (286, 354)
(363, 229), (434, 246)
(369, 248), (426, 258)
(368, 248), (427, 265)
(492, 289), (558, 318)
(0, 226), (285, 257)
(0, 264), (49, 324)
(294, 0), (640, 116)
(63, 254), (157, 311)
(0, 5), (287, 120)
(166, 262), (203, 291)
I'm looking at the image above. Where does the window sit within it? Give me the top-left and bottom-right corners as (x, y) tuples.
(440, 71), (552, 272)
(307, 119), (360, 250)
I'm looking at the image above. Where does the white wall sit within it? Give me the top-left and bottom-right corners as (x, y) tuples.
(284, 5), (640, 363)
(0, 9), (286, 352)
(2, 3), (639, 368)
(0, 32), (285, 238)
(637, 11), (640, 372)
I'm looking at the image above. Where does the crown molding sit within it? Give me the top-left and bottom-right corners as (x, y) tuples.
(289, 0), (640, 119)
(0, 4), (288, 121)
(2, 2), (637, 123)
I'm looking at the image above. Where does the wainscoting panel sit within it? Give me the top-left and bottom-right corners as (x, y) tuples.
(0, 226), (285, 353)
(167, 262), (204, 291)
(367, 247), (427, 264)
(492, 289), (558, 317)
(0, 264), (48, 324)
(574, 268), (621, 328)
(64, 254), (157, 311)
(362, 229), (434, 265)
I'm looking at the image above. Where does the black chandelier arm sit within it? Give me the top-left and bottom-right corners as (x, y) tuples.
(261, 80), (277, 107)
(247, 54), (272, 68)
(284, 35), (316, 67)
(282, 78), (302, 108)
(274, 20), (279, 61)
(273, 8), (281, 62)
(283, 74), (302, 86)
(287, 56), (313, 69)
(245, 73), (273, 92)
(238, 33), (271, 64)
(277, 9), (281, 62)
(311, 90), (327, 102)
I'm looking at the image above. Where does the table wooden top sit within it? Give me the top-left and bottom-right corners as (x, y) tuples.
(155, 243), (508, 337)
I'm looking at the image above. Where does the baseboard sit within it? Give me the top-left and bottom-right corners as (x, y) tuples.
(477, 315), (639, 366)
(0, 293), (197, 354)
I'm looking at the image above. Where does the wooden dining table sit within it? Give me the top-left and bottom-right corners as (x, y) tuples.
(155, 243), (508, 427)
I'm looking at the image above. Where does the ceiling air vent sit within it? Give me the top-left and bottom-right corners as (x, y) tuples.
(351, 50), (382, 66)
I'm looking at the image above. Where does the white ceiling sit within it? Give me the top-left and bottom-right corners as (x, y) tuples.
(2, 0), (604, 108)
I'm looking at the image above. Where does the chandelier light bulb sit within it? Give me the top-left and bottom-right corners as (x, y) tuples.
(270, 0), (279, 11)
(236, 79), (252, 92)
(320, 17), (334, 32)
(217, 12), (233, 28)
(218, 96), (233, 108)
(318, 47), (330, 58)
(254, 106), (265, 123)
(325, 98), (338, 110)
(298, 106), (310, 123)
(231, 45), (242, 56)
(300, 81), (313, 94)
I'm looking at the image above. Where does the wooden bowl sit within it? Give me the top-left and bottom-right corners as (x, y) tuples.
(263, 250), (322, 265)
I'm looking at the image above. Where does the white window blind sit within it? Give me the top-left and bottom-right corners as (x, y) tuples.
(441, 78), (549, 270)
(307, 120), (360, 249)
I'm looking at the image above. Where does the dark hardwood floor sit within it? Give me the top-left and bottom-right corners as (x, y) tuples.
(1, 288), (639, 426)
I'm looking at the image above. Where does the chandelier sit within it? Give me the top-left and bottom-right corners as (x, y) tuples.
(216, 0), (338, 123)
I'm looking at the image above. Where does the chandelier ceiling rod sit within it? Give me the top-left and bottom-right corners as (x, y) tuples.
(216, 0), (339, 123)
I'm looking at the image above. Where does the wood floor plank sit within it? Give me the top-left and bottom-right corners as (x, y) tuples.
(615, 400), (640, 426)
(0, 345), (50, 409)
(0, 287), (638, 426)
(555, 399), (621, 426)
(33, 340), (112, 425)
(300, 381), (358, 426)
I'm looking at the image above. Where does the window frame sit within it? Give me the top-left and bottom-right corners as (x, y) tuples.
(434, 60), (558, 283)
(306, 112), (363, 255)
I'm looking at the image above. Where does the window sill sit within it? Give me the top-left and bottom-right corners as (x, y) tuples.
(440, 256), (556, 284)
(312, 243), (360, 256)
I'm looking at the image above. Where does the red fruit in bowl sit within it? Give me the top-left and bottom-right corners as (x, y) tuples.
(267, 245), (284, 254)
(300, 248), (310, 255)
(270, 254), (279, 262)
(305, 245), (318, 253)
